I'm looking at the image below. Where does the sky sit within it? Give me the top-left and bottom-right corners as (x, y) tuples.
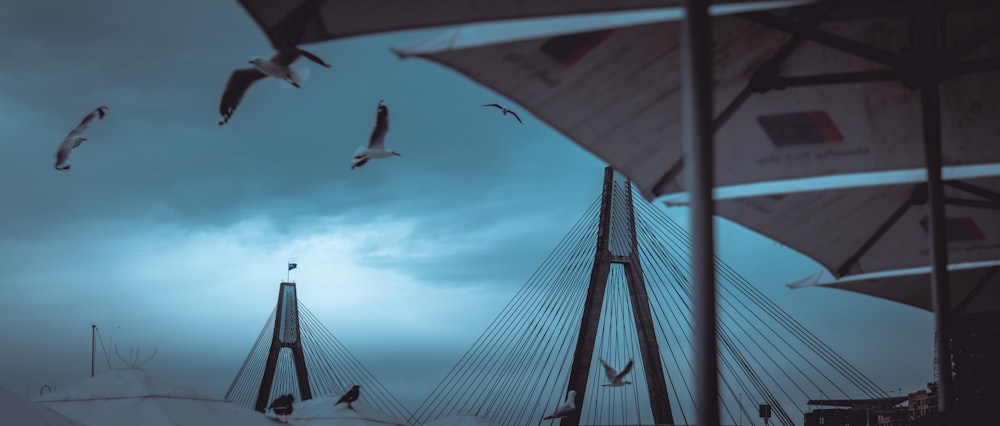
(0, 0), (935, 416)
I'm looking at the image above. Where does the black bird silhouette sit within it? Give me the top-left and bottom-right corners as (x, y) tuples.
(482, 103), (523, 124)
(335, 385), (361, 409)
(269, 394), (294, 421)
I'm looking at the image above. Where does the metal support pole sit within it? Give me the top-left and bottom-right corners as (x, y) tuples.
(922, 76), (954, 414)
(914, 0), (954, 413)
(682, 0), (719, 425)
(91, 324), (96, 377)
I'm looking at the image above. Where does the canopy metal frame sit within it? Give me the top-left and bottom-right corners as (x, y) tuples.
(681, 0), (1000, 420)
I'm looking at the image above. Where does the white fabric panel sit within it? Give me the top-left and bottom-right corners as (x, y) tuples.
(398, 16), (788, 199)
(797, 264), (1000, 313)
(238, 0), (737, 46)
(35, 370), (278, 426)
(283, 395), (408, 425)
(423, 414), (500, 426)
(0, 387), (82, 426)
(398, 6), (1000, 199)
(716, 176), (1000, 277)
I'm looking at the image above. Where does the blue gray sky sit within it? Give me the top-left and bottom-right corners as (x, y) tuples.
(0, 0), (933, 412)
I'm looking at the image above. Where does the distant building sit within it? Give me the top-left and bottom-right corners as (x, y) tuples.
(804, 408), (870, 425)
(876, 411), (909, 426)
(803, 398), (906, 426)
(952, 310), (1000, 422)
(907, 383), (937, 420)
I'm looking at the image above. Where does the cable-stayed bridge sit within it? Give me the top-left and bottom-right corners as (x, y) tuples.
(225, 282), (412, 421)
(227, 167), (893, 426)
(412, 168), (890, 426)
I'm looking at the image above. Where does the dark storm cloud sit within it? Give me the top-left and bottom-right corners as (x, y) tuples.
(0, 0), (938, 415)
(0, 0), (600, 240)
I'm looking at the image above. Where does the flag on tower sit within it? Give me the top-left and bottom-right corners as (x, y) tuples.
(288, 263), (298, 271)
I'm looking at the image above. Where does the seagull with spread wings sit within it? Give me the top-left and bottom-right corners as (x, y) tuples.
(483, 103), (523, 124)
(351, 100), (400, 169)
(218, 47), (331, 125)
(599, 358), (635, 387)
(542, 390), (576, 421)
(54, 106), (109, 171)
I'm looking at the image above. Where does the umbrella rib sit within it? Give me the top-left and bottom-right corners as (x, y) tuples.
(269, 0), (322, 48)
(740, 11), (901, 68)
(953, 56), (1000, 77)
(949, 14), (1000, 59)
(944, 179), (1000, 204)
(668, 3), (833, 194)
(778, 69), (900, 87)
(943, 197), (1000, 210)
(835, 184), (922, 277)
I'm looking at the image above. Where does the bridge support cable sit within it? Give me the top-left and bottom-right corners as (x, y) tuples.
(636, 198), (890, 400)
(413, 168), (892, 426)
(226, 283), (412, 422)
(226, 308), (276, 407)
(412, 200), (601, 426)
(296, 303), (412, 421)
(633, 188), (891, 411)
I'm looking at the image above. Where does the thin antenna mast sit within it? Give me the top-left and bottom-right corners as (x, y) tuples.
(91, 324), (96, 377)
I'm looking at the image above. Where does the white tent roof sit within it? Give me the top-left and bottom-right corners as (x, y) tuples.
(421, 413), (498, 426)
(791, 261), (1000, 313)
(0, 386), (83, 426)
(281, 395), (408, 425)
(393, 4), (1000, 200)
(714, 175), (1000, 278)
(236, 0), (780, 48)
(35, 369), (281, 426)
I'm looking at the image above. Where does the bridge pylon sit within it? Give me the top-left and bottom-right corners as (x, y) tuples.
(562, 167), (673, 426)
(251, 282), (313, 412)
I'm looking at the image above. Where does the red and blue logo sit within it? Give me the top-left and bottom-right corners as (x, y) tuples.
(540, 30), (613, 66)
(756, 110), (844, 147)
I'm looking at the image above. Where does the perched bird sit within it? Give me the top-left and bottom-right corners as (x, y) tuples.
(54, 106), (109, 171)
(483, 103), (523, 124)
(335, 385), (361, 409)
(542, 390), (576, 420)
(351, 100), (400, 169)
(599, 358), (634, 387)
(218, 47), (331, 125)
(268, 394), (294, 417)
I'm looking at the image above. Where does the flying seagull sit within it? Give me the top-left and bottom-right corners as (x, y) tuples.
(335, 385), (361, 409)
(542, 390), (576, 421)
(54, 105), (109, 171)
(218, 47), (331, 125)
(351, 100), (400, 169)
(599, 358), (635, 387)
(483, 103), (523, 124)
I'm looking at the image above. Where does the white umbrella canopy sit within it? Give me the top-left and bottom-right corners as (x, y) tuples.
(235, 0), (778, 48)
(280, 395), (408, 426)
(0, 386), (84, 426)
(791, 262), (1000, 313)
(34, 369), (282, 426)
(391, 1), (1000, 312)
(392, 2), (1000, 199)
(421, 413), (498, 426)
(387, 1), (1000, 415)
(714, 175), (1000, 278)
